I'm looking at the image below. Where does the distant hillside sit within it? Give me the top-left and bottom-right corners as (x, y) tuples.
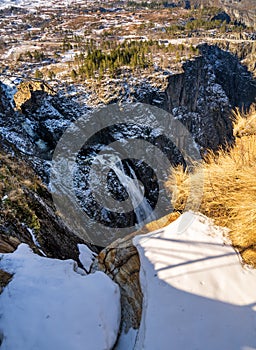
(191, 0), (256, 29)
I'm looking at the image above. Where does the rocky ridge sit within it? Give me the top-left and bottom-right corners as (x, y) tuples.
(219, 0), (256, 30)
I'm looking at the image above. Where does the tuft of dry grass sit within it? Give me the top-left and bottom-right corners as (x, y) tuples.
(233, 107), (256, 138)
(145, 212), (181, 232)
(166, 110), (256, 267)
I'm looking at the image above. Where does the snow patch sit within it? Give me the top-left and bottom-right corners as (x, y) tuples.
(26, 227), (46, 256)
(133, 212), (256, 350)
(78, 243), (97, 272)
(115, 327), (138, 350)
(0, 244), (121, 350)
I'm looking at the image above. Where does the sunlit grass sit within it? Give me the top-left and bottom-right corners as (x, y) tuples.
(166, 109), (256, 267)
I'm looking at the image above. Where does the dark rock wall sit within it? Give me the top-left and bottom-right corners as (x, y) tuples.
(189, 0), (256, 29)
(144, 44), (255, 151)
(199, 44), (256, 109)
(0, 141), (97, 261)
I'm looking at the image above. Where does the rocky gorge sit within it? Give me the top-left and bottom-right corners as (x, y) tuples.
(0, 39), (256, 348)
(0, 40), (255, 245)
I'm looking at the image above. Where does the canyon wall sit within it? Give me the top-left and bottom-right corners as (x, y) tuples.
(144, 44), (256, 151)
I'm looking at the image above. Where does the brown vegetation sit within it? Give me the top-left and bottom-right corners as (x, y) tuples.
(166, 109), (256, 267)
(0, 150), (43, 234)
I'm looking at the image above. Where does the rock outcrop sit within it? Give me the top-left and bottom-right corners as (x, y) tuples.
(0, 80), (88, 180)
(14, 81), (55, 111)
(93, 236), (142, 332)
(14, 82), (84, 160)
(0, 234), (20, 254)
(92, 212), (179, 338)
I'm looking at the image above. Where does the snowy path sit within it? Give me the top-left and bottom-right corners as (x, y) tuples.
(133, 212), (256, 350)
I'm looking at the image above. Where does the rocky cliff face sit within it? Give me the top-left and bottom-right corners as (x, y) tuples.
(0, 140), (97, 261)
(219, 0), (256, 30)
(0, 44), (255, 242)
(215, 41), (256, 77)
(0, 80), (88, 181)
(199, 44), (255, 109)
(190, 0), (256, 29)
(143, 44), (255, 151)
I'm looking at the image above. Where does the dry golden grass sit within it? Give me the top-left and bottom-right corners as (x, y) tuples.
(166, 110), (256, 267)
(233, 107), (256, 138)
(145, 212), (181, 232)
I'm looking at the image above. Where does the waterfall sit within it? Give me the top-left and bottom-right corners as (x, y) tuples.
(111, 159), (154, 227)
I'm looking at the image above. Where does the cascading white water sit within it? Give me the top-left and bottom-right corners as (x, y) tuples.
(112, 159), (154, 227)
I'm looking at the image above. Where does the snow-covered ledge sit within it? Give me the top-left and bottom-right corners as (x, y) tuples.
(0, 244), (121, 350)
(133, 212), (256, 350)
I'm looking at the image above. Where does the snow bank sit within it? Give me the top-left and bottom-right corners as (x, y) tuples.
(78, 243), (97, 272)
(133, 212), (256, 350)
(0, 244), (121, 350)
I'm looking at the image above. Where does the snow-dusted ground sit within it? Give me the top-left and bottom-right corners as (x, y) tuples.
(0, 0), (83, 9)
(0, 244), (121, 350)
(133, 212), (256, 350)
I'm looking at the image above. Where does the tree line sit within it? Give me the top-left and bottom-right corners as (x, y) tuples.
(72, 40), (152, 79)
